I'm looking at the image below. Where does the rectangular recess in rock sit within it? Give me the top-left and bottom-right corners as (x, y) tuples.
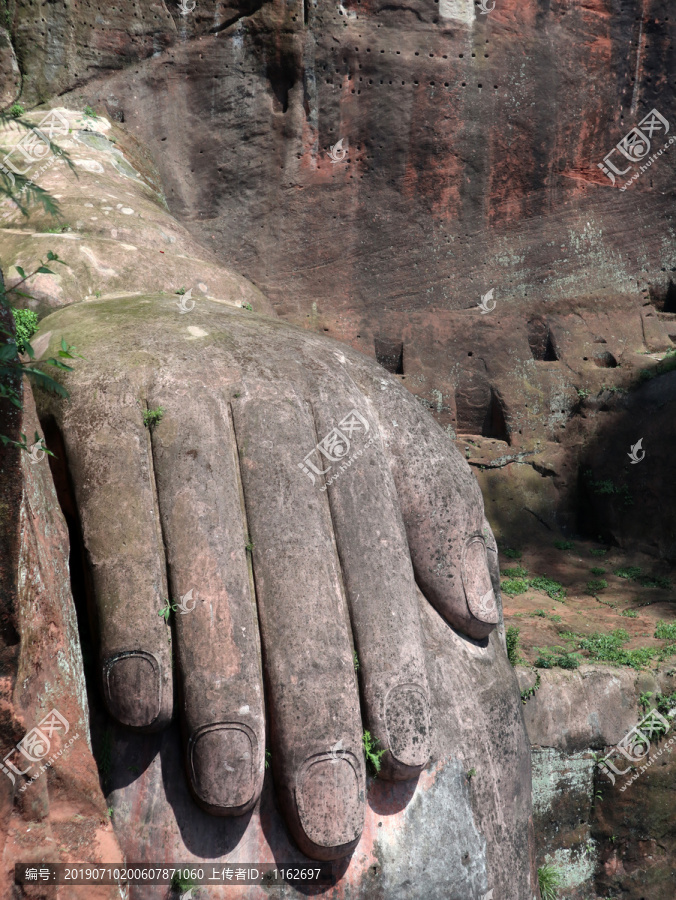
(374, 338), (404, 374)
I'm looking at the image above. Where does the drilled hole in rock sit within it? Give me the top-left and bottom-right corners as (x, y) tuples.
(527, 316), (558, 361)
(374, 338), (404, 374)
(593, 351), (618, 368)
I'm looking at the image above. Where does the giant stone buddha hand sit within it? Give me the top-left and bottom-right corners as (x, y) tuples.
(33, 295), (501, 862)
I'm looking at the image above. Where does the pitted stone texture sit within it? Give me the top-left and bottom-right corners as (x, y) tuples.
(0, 109), (275, 319)
(0, 27), (20, 109)
(0, 386), (124, 900)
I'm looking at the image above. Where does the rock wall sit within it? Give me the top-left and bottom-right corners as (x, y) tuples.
(518, 664), (676, 900)
(0, 382), (124, 900)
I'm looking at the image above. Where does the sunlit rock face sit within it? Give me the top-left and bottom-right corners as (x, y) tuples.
(0, 117), (536, 898)
(15, 0), (669, 553)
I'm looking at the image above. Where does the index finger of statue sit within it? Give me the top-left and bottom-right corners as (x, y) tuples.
(48, 377), (175, 731)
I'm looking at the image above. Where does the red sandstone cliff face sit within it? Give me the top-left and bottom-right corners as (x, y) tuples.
(22, 0), (670, 554)
(0, 384), (124, 900)
(2, 5), (674, 560)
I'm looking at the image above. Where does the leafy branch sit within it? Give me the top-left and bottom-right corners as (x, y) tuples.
(0, 252), (84, 448)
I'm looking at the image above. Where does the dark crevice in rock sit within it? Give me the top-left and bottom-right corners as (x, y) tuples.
(523, 507), (553, 530)
(482, 390), (510, 443)
(374, 337), (404, 374)
(527, 316), (559, 361)
(39, 415), (100, 691)
(210, 13), (250, 35)
(266, 57), (297, 114)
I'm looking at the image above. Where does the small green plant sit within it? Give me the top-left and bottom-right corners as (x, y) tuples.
(590, 567), (606, 576)
(501, 577), (530, 596)
(362, 730), (386, 775)
(534, 647), (581, 670)
(520, 671), (541, 703)
(241, 302), (253, 311)
(577, 388), (590, 399)
(655, 621), (676, 641)
(530, 575), (566, 600)
(506, 626), (520, 666)
(171, 870), (197, 894)
(143, 405), (164, 429)
(637, 574), (670, 589)
(571, 628), (656, 670)
(1, 254), (86, 449)
(11, 307), (38, 354)
(537, 863), (561, 900)
(653, 691), (676, 717)
(265, 748), (271, 770)
(533, 609), (547, 618)
(585, 471), (633, 506)
(590, 548), (608, 557)
(503, 565), (528, 578)
(502, 548), (522, 559)
(466, 767), (476, 780)
(106, 806), (114, 818)
(8, 102), (25, 118)
(639, 691), (654, 712)
(176, 286), (186, 295)
(83, 104), (97, 118)
(614, 566), (643, 580)
(553, 540), (574, 550)
(587, 579), (608, 594)
(158, 599), (175, 621)
(245, 539), (254, 553)
(621, 609), (638, 618)
(353, 651), (360, 671)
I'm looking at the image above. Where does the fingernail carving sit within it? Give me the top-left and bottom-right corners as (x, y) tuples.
(462, 537), (500, 625)
(296, 751), (363, 848)
(188, 722), (257, 812)
(103, 650), (162, 728)
(384, 683), (431, 768)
